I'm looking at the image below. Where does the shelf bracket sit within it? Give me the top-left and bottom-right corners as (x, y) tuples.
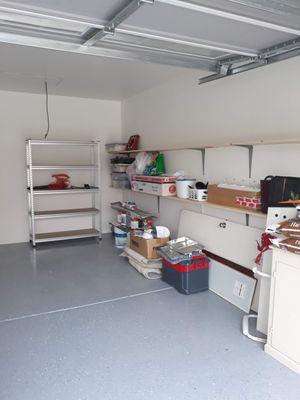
(192, 148), (206, 176)
(157, 195), (161, 213)
(246, 213), (250, 226)
(234, 144), (254, 178)
(200, 148), (206, 176)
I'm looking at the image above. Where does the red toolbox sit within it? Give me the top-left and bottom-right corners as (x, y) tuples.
(162, 254), (209, 295)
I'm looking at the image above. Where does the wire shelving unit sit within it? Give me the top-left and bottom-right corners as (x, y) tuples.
(26, 139), (102, 246)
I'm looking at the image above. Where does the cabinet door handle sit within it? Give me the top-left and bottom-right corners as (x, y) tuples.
(219, 222), (227, 228)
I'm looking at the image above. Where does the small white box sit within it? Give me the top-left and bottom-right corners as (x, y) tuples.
(131, 180), (176, 196)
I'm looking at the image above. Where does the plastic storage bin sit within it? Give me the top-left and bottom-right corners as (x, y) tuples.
(162, 254), (209, 294)
(111, 164), (129, 173)
(114, 226), (128, 248)
(176, 178), (196, 198)
(105, 143), (127, 152)
(112, 180), (131, 189)
(111, 172), (130, 189)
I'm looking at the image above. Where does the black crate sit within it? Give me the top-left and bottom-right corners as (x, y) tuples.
(162, 255), (209, 295)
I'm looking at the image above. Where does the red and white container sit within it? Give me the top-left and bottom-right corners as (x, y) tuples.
(132, 175), (176, 183)
(131, 175), (176, 196)
(235, 195), (261, 209)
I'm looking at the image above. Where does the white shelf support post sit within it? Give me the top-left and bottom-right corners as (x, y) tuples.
(97, 141), (102, 240)
(26, 139), (36, 246)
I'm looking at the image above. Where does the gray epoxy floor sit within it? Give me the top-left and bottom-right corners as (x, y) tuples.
(0, 236), (299, 400)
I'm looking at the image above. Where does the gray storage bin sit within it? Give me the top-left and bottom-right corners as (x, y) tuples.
(111, 172), (130, 189)
(111, 172), (129, 181)
(112, 180), (131, 189)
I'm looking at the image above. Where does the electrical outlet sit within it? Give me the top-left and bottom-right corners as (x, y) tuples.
(233, 280), (247, 299)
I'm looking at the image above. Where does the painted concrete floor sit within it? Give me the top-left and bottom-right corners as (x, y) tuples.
(0, 236), (299, 400)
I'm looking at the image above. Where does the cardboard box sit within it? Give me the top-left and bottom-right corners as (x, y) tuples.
(130, 235), (169, 259)
(131, 179), (176, 196)
(207, 184), (261, 210)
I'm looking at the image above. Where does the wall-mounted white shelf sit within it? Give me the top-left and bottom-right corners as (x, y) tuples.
(163, 196), (265, 218)
(107, 139), (300, 154)
(107, 138), (300, 177)
(107, 138), (299, 222)
(111, 201), (156, 219)
(112, 187), (266, 219)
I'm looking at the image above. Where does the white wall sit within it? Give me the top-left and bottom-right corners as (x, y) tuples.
(0, 90), (122, 244)
(2, 56), (300, 244)
(122, 56), (300, 146)
(122, 56), (300, 232)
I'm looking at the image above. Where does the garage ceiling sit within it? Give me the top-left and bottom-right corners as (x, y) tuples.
(0, 0), (299, 95)
(0, 41), (191, 99)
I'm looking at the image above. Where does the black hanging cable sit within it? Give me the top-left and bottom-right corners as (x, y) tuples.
(44, 80), (50, 139)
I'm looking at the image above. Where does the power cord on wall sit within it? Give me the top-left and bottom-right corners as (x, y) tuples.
(44, 80), (50, 140)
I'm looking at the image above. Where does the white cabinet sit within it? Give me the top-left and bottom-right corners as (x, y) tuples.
(265, 248), (300, 375)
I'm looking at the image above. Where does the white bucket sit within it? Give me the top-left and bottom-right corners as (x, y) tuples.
(176, 178), (196, 198)
(114, 226), (128, 248)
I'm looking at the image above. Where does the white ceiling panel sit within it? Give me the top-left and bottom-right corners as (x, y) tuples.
(0, 0), (127, 22)
(0, 41), (191, 99)
(0, 0), (300, 90)
(190, 0), (300, 29)
(102, 32), (228, 59)
(121, 2), (295, 51)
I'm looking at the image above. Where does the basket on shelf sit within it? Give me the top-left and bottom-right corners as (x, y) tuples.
(188, 188), (208, 202)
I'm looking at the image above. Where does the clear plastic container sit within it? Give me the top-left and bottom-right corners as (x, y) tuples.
(111, 164), (129, 173)
(105, 143), (127, 152)
(111, 171), (130, 189)
(111, 180), (131, 189)
(111, 172), (129, 181)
